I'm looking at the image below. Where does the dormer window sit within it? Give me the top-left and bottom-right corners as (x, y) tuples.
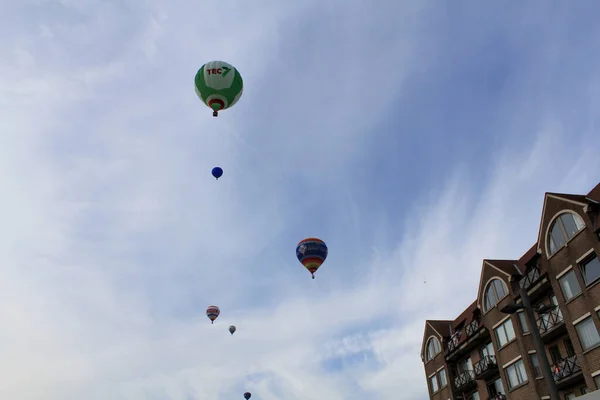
(483, 279), (508, 312)
(426, 337), (442, 361)
(547, 211), (585, 256)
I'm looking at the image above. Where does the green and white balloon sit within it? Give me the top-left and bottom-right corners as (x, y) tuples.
(194, 61), (244, 117)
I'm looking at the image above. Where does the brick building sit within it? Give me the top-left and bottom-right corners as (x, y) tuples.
(421, 182), (600, 400)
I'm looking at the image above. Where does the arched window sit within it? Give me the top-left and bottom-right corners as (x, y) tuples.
(426, 336), (441, 361)
(547, 211), (585, 256)
(484, 278), (508, 312)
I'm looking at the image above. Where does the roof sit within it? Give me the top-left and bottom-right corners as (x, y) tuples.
(518, 243), (538, 267)
(486, 259), (521, 276)
(587, 182), (600, 203)
(427, 320), (453, 338)
(421, 319), (453, 359)
(452, 300), (479, 329)
(546, 192), (588, 204)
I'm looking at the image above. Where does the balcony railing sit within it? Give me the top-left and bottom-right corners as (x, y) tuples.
(552, 355), (581, 382)
(536, 308), (564, 335)
(519, 266), (540, 290)
(447, 335), (460, 354)
(454, 370), (475, 390)
(474, 355), (497, 377)
(465, 319), (481, 338)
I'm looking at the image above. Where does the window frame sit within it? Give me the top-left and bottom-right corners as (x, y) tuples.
(517, 311), (530, 334)
(574, 315), (600, 351)
(495, 318), (516, 349)
(529, 353), (542, 378)
(483, 278), (509, 312)
(546, 211), (585, 257)
(580, 253), (600, 287)
(438, 367), (448, 388)
(429, 373), (439, 394)
(504, 358), (528, 390)
(425, 336), (442, 362)
(558, 268), (582, 301)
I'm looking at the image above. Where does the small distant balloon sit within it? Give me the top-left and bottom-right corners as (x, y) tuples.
(229, 325), (236, 335)
(296, 238), (328, 279)
(244, 393), (251, 399)
(206, 305), (220, 324)
(212, 167), (223, 180)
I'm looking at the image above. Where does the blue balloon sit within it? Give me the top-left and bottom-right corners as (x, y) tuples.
(212, 167), (223, 180)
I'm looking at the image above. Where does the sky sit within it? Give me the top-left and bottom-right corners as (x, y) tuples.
(1, 1), (600, 399)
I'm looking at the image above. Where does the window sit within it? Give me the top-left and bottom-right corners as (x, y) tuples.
(580, 253), (600, 286)
(504, 359), (528, 389)
(547, 212), (585, 255)
(575, 316), (600, 351)
(565, 394), (576, 400)
(484, 279), (508, 312)
(595, 375), (600, 389)
(487, 377), (505, 397)
(466, 391), (480, 400)
(429, 374), (439, 393)
(426, 337), (441, 361)
(529, 353), (542, 378)
(459, 357), (473, 373)
(518, 311), (530, 334)
(481, 341), (495, 358)
(439, 368), (447, 388)
(495, 318), (516, 348)
(581, 387), (589, 395)
(559, 269), (582, 301)
(564, 337), (575, 357)
(548, 345), (561, 364)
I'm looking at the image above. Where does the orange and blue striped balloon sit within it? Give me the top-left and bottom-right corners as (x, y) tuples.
(206, 305), (220, 324)
(296, 238), (328, 279)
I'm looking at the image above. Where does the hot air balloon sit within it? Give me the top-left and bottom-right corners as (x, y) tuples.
(212, 167), (223, 180)
(244, 393), (251, 399)
(195, 61), (243, 117)
(206, 305), (220, 324)
(296, 238), (328, 279)
(229, 325), (236, 335)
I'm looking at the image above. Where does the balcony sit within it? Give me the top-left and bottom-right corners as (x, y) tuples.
(517, 266), (551, 301)
(519, 266), (540, 290)
(465, 319), (482, 338)
(446, 321), (490, 362)
(453, 370), (477, 393)
(474, 355), (498, 380)
(536, 308), (566, 342)
(552, 355), (584, 389)
(488, 395), (506, 400)
(446, 335), (460, 354)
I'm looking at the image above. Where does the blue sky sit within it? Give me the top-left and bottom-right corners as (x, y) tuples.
(2, 1), (600, 399)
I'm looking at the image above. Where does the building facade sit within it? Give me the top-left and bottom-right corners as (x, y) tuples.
(421, 182), (600, 400)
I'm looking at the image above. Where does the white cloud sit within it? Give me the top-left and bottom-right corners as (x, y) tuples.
(1, 1), (600, 400)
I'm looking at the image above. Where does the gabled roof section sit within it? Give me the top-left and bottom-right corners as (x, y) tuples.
(476, 259), (516, 309)
(536, 190), (588, 253)
(587, 182), (600, 203)
(452, 300), (478, 329)
(420, 320), (452, 359)
(518, 243), (539, 267)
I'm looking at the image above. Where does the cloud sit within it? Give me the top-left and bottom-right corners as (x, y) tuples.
(1, 1), (600, 400)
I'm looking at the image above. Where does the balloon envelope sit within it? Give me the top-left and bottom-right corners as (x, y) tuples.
(229, 325), (236, 335)
(244, 393), (251, 399)
(296, 238), (328, 279)
(212, 167), (223, 179)
(206, 305), (220, 324)
(194, 61), (244, 117)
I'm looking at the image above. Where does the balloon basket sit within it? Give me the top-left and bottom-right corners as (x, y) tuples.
(213, 111), (218, 117)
